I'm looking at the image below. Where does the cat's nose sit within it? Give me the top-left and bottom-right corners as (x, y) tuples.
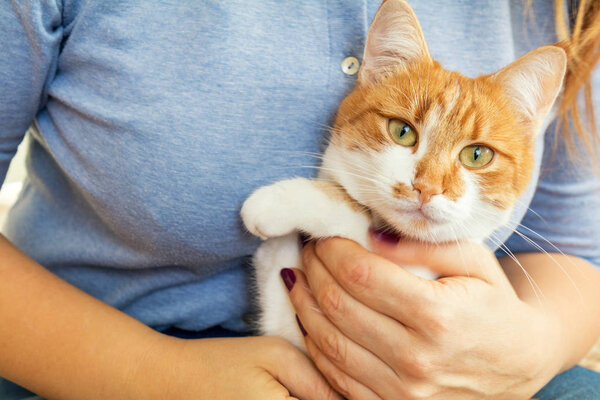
(412, 180), (442, 205)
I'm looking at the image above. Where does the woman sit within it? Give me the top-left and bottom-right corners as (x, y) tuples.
(0, 1), (599, 398)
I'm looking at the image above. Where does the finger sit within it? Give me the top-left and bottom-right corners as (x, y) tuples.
(289, 269), (405, 399)
(305, 239), (438, 322)
(370, 232), (510, 286)
(300, 244), (419, 366)
(305, 336), (382, 400)
(262, 337), (343, 400)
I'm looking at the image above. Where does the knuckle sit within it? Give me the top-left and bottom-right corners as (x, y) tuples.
(265, 336), (303, 364)
(318, 283), (344, 321)
(417, 303), (454, 337)
(429, 306), (456, 336)
(317, 384), (340, 400)
(325, 368), (351, 398)
(404, 383), (436, 400)
(399, 349), (434, 379)
(320, 331), (347, 364)
(339, 256), (372, 292)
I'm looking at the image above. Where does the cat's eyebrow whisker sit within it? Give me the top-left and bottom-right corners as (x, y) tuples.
(376, 83), (413, 104)
(379, 106), (413, 115)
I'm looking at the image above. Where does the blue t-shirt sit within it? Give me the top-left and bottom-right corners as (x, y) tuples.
(1, 0), (599, 332)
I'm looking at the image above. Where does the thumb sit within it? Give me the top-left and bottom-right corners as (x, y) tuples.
(264, 343), (342, 400)
(369, 229), (508, 285)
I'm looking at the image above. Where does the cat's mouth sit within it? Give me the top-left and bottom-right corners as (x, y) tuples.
(397, 207), (444, 224)
(371, 206), (445, 240)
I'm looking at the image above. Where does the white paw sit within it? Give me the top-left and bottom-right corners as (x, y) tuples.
(241, 183), (298, 239)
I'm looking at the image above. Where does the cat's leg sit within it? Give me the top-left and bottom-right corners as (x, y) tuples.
(241, 177), (372, 248)
(253, 233), (306, 351)
(244, 178), (373, 350)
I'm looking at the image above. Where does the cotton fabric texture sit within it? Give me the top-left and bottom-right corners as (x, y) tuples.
(1, 0), (599, 340)
(2, 1), (600, 398)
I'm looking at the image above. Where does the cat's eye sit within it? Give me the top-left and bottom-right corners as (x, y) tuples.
(388, 119), (417, 147)
(459, 145), (494, 168)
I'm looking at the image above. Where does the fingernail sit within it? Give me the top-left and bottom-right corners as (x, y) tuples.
(280, 268), (296, 291)
(296, 315), (307, 336)
(369, 226), (400, 245)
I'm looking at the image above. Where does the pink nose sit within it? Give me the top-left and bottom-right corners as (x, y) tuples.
(413, 181), (442, 205)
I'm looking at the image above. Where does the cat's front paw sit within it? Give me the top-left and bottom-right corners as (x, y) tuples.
(241, 183), (299, 240)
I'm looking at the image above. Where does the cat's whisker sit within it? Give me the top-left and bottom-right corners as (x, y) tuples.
(471, 208), (584, 295)
(317, 166), (393, 187)
(524, 207), (547, 223)
(247, 0), (572, 349)
(320, 157), (396, 185)
(447, 223), (471, 279)
(453, 206), (544, 297)
(466, 207), (583, 301)
(455, 218), (497, 284)
(486, 233), (547, 310)
(508, 230), (584, 305)
(509, 197), (548, 223)
(513, 223), (584, 275)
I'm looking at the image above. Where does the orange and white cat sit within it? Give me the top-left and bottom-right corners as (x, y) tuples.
(241, 0), (566, 350)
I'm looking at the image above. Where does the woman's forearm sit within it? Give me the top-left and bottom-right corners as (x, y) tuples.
(500, 252), (600, 371)
(0, 234), (173, 399)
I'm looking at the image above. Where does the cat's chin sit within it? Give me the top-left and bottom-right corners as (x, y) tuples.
(372, 212), (474, 244)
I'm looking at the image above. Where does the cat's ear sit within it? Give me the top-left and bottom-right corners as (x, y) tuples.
(491, 46), (566, 132)
(360, 0), (431, 85)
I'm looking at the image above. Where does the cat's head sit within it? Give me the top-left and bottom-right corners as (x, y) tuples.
(322, 0), (566, 243)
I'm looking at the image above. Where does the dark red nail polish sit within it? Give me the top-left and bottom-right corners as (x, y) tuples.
(369, 226), (400, 245)
(280, 268), (296, 291)
(296, 315), (307, 336)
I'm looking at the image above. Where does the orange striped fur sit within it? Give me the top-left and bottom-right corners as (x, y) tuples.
(333, 59), (538, 210)
(318, 0), (565, 242)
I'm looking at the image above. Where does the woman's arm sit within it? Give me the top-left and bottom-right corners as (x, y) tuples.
(0, 235), (169, 399)
(0, 235), (339, 400)
(500, 252), (600, 371)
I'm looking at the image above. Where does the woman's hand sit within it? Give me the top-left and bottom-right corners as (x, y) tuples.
(141, 335), (341, 400)
(286, 235), (566, 399)
(0, 236), (339, 400)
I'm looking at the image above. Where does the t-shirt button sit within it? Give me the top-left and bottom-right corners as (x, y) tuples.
(341, 56), (360, 76)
